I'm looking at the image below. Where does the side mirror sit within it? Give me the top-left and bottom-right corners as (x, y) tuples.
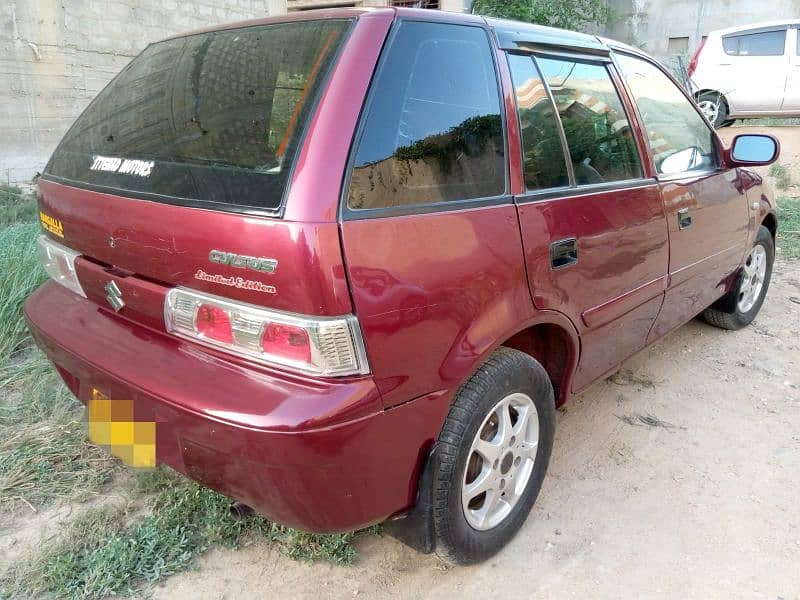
(729, 134), (779, 166)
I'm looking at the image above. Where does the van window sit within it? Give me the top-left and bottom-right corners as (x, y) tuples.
(506, 54), (569, 191)
(536, 57), (642, 185)
(44, 20), (351, 213)
(347, 21), (504, 211)
(615, 53), (717, 176)
(722, 29), (786, 56)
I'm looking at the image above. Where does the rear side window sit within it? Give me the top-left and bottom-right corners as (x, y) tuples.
(536, 57), (642, 185)
(615, 53), (717, 176)
(722, 29), (786, 56)
(506, 54), (570, 191)
(346, 21), (505, 211)
(45, 20), (351, 214)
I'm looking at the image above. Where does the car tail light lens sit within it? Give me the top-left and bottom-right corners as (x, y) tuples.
(37, 235), (86, 298)
(164, 287), (370, 377)
(688, 37), (706, 76)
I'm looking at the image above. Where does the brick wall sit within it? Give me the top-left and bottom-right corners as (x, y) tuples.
(0, 0), (283, 184)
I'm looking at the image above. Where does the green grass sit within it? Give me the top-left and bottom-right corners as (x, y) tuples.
(0, 351), (119, 512)
(777, 196), (800, 259)
(769, 163), (792, 191)
(2, 470), (360, 599)
(0, 224), (46, 368)
(0, 185), (37, 230)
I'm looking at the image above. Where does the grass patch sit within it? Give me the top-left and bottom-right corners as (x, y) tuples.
(0, 351), (119, 512)
(0, 224), (46, 368)
(0, 185), (37, 230)
(777, 196), (800, 259)
(769, 163), (792, 191)
(736, 117), (800, 127)
(2, 472), (361, 599)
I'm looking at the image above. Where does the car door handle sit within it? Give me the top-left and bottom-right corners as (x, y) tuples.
(677, 207), (692, 230)
(550, 238), (578, 269)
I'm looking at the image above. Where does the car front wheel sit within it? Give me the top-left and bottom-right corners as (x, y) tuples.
(432, 347), (555, 565)
(703, 225), (774, 330)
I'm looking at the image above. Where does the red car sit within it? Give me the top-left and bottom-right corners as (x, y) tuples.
(26, 8), (779, 564)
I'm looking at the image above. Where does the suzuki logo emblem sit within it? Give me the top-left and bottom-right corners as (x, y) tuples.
(104, 280), (124, 312)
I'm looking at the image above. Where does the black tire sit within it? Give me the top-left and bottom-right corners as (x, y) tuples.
(703, 225), (774, 330)
(432, 347), (555, 565)
(697, 91), (729, 128)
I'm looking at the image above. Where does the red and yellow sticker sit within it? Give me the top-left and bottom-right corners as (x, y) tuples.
(88, 388), (156, 468)
(39, 211), (64, 238)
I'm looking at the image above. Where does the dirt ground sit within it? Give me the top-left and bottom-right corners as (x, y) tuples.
(152, 126), (800, 599)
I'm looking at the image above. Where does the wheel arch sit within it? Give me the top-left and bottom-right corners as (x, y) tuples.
(762, 212), (777, 241)
(499, 319), (580, 407)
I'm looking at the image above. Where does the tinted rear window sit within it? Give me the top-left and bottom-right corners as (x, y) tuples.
(44, 19), (351, 214)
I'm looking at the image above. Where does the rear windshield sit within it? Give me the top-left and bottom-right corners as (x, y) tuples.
(44, 19), (351, 214)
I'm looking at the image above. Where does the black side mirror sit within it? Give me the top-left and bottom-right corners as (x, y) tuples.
(729, 134), (780, 166)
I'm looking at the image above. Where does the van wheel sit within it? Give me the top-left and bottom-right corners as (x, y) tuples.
(703, 226), (774, 330)
(697, 92), (728, 128)
(432, 347), (555, 565)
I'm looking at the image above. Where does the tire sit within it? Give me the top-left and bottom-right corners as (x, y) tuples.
(432, 347), (555, 565)
(703, 225), (774, 330)
(696, 92), (729, 128)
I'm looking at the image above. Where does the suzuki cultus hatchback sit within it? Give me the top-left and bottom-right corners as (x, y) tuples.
(27, 8), (780, 564)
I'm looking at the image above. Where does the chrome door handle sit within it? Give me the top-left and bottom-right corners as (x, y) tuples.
(677, 207), (692, 230)
(550, 238), (578, 269)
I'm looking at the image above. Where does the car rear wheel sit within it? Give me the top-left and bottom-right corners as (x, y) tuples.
(432, 347), (555, 565)
(697, 91), (728, 128)
(703, 225), (774, 330)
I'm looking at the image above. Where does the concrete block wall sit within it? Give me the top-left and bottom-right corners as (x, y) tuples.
(1, 0), (284, 184)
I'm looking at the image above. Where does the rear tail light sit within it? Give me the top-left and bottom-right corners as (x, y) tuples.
(688, 37), (706, 77)
(164, 287), (370, 377)
(37, 235), (86, 298)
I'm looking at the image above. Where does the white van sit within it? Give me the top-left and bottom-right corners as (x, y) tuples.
(689, 20), (800, 127)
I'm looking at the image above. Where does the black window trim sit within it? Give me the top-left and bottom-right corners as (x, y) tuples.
(340, 17), (511, 222)
(506, 48), (648, 201)
(609, 48), (726, 182)
(40, 18), (357, 220)
(515, 177), (658, 205)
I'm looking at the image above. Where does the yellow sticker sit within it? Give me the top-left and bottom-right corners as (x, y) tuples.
(39, 211), (64, 238)
(88, 389), (156, 468)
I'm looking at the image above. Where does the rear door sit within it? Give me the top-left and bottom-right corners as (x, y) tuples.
(719, 26), (789, 113)
(505, 50), (669, 393)
(614, 52), (750, 341)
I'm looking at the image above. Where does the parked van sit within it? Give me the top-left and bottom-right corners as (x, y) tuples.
(689, 20), (800, 126)
(26, 8), (779, 564)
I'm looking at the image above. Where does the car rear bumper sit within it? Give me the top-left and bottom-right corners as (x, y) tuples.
(24, 282), (450, 532)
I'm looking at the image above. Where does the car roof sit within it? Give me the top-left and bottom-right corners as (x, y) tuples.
(707, 19), (800, 37)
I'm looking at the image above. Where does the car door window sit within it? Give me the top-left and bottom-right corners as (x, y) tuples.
(346, 21), (505, 211)
(615, 53), (717, 176)
(722, 29), (786, 56)
(506, 53), (570, 191)
(535, 57), (643, 185)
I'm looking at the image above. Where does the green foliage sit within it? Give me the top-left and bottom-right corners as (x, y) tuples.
(777, 196), (800, 259)
(769, 163), (792, 191)
(0, 224), (46, 368)
(471, 0), (610, 31)
(0, 185), (37, 229)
